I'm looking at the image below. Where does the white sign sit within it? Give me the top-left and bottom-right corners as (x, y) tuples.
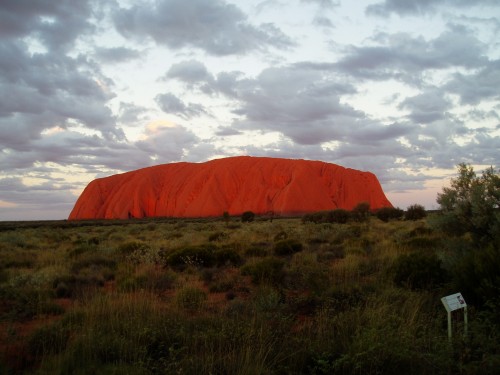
(441, 293), (467, 312)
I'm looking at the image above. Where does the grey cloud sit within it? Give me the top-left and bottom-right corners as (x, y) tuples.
(166, 60), (213, 84)
(301, 0), (339, 9)
(336, 26), (487, 83)
(215, 127), (242, 136)
(227, 66), (371, 145)
(165, 59), (247, 97)
(0, 40), (122, 144)
(156, 93), (208, 119)
(0, 177), (78, 220)
(0, 0), (94, 51)
(118, 102), (149, 124)
(113, 0), (293, 56)
(135, 123), (199, 163)
(313, 16), (335, 28)
(399, 89), (452, 123)
(94, 46), (141, 63)
(367, 0), (500, 17)
(446, 59), (500, 105)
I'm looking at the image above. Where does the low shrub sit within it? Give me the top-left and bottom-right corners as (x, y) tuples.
(214, 246), (243, 267)
(391, 252), (447, 290)
(28, 321), (70, 357)
(117, 241), (149, 254)
(208, 231), (229, 242)
(253, 285), (283, 312)
(453, 244), (500, 306)
(375, 207), (404, 222)
(165, 244), (241, 269)
(245, 245), (269, 257)
(274, 231), (288, 241)
(303, 210), (351, 224)
(0, 251), (36, 268)
(0, 286), (64, 321)
(165, 244), (217, 268)
(241, 211), (255, 223)
(241, 257), (285, 284)
(71, 255), (117, 274)
(53, 274), (107, 298)
(274, 239), (303, 256)
(351, 202), (371, 222)
(405, 204), (427, 221)
(176, 286), (207, 310)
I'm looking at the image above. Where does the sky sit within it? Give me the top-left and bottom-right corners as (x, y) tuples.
(1, 0), (499, 221)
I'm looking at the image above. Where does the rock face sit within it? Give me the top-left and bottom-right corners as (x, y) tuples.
(68, 156), (392, 220)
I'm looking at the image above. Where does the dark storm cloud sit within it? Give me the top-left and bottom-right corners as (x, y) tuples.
(156, 93), (208, 119)
(94, 47), (142, 63)
(336, 26), (487, 83)
(113, 0), (294, 56)
(445, 59), (500, 105)
(0, 0), (95, 51)
(0, 39), (121, 144)
(367, 0), (500, 17)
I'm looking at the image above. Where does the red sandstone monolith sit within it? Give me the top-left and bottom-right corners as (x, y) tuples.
(68, 156), (392, 219)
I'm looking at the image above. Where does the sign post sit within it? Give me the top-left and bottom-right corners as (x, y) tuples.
(441, 292), (467, 341)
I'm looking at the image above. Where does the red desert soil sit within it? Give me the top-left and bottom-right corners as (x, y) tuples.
(69, 156), (392, 220)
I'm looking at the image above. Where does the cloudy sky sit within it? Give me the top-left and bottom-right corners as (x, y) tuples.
(1, 0), (499, 220)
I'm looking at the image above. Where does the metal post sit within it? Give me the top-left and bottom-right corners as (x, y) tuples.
(447, 311), (452, 341)
(464, 306), (468, 337)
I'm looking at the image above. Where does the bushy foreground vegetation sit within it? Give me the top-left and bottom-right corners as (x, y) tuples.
(0, 165), (498, 374)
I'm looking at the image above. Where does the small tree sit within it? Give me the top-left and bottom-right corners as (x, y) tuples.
(351, 202), (370, 222)
(222, 211), (230, 227)
(436, 163), (499, 244)
(241, 211), (255, 223)
(404, 204), (426, 221)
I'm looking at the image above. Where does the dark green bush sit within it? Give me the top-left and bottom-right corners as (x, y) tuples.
(376, 207), (404, 222)
(176, 286), (207, 310)
(245, 245), (269, 257)
(241, 211), (255, 223)
(53, 274), (107, 298)
(0, 287), (63, 321)
(436, 163), (499, 245)
(274, 239), (304, 256)
(391, 252), (447, 290)
(274, 231), (288, 241)
(164, 244), (217, 268)
(0, 251), (36, 268)
(404, 204), (427, 221)
(241, 257), (285, 284)
(328, 209), (351, 224)
(165, 244), (241, 268)
(402, 236), (442, 250)
(71, 255), (117, 274)
(351, 202), (371, 222)
(117, 241), (149, 254)
(28, 321), (69, 357)
(453, 244), (500, 306)
(304, 210), (347, 223)
(208, 231), (229, 242)
(215, 246), (243, 266)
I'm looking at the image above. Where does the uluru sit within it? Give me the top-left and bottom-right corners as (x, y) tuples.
(68, 156), (392, 220)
